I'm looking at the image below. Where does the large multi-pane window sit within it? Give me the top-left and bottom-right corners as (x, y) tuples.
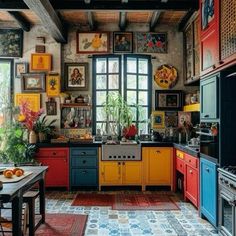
(0, 59), (13, 126)
(92, 54), (152, 135)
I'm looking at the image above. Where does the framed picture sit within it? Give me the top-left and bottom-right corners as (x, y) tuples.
(64, 63), (88, 91)
(152, 111), (165, 129)
(76, 32), (109, 53)
(14, 93), (41, 112)
(0, 29), (23, 57)
(30, 53), (52, 71)
(113, 32), (133, 53)
(15, 62), (28, 78)
(165, 111), (178, 127)
(136, 32), (167, 53)
(178, 111), (191, 127)
(46, 74), (60, 97)
(155, 90), (183, 111)
(46, 100), (57, 116)
(21, 73), (45, 93)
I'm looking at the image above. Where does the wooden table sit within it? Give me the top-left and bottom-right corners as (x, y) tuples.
(0, 166), (48, 236)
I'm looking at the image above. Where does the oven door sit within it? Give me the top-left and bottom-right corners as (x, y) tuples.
(219, 188), (236, 236)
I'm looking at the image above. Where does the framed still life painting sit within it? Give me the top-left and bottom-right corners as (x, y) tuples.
(21, 73), (45, 93)
(0, 29), (23, 57)
(76, 32), (109, 53)
(30, 53), (52, 71)
(14, 93), (41, 112)
(136, 32), (167, 53)
(64, 63), (88, 91)
(46, 74), (60, 97)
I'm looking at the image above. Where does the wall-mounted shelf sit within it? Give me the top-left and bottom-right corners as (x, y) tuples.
(183, 103), (200, 112)
(60, 103), (91, 108)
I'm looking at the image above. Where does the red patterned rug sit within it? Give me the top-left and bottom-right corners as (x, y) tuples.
(35, 214), (87, 236)
(113, 194), (179, 210)
(71, 193), (115, 206)
(71, 193), (179, 210)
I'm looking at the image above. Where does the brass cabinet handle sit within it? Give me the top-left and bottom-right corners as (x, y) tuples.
(156, 150), (161, 154)
(189, 170), (193, 174)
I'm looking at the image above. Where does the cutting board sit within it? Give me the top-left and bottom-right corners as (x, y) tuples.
(0, 171), (32, 183)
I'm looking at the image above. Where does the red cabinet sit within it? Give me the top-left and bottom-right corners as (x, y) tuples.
(175, 149), (199, 208)
(35, 148), (69, 190)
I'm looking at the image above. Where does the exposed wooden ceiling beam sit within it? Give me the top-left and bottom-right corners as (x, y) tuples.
(119, 12), (127, 31)
(0, 0), (198, 11)
(149, 11), (162, 32)
(178, 8), (196, 31)
(87, 11), (96, 31)
(8, 11), (31, 31)
(22, 0), (67, 43)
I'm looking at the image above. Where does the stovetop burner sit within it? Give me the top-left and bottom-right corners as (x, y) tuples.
(222, 166), (236, 175)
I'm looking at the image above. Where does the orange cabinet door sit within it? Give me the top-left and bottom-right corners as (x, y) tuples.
(100, 161), (121, 185)
(122, 161), (142, 185)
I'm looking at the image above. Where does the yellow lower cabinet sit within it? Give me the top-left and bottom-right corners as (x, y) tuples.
(122, 161), (142, 185)
(143, 147), (173, 190)
(100, 161), (121, 186)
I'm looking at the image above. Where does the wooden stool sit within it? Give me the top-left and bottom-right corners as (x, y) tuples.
(23, 191), (40, 236)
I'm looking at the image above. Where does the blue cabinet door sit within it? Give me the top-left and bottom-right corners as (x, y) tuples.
(200, 158), (218, 227)
(200, 75), (218, 120)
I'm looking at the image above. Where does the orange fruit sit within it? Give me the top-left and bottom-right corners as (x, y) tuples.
(12, 167), (21, 175)
(4, 170), (13, 178)
(15, 170), (23, 177)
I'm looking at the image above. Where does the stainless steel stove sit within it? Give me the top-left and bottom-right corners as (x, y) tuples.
(218, 166), (236, 236)
(102, 144), (141, 161)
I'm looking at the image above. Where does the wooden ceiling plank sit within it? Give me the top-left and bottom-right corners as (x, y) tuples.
(119, 11), (127, 31)
(87, 11), (96, 31)
(22, 0), (67, 43)
(178, 8), (195, 31)
(149, 11), (162, 31)
(8, 11), (31, 31)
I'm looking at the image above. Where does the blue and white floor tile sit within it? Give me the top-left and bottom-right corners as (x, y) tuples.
(43, 191), (219, 236)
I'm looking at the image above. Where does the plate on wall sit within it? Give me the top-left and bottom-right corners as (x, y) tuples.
(154, 64), (178, 89)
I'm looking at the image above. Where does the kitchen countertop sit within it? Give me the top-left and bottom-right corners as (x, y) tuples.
(173, 143), (199, 158)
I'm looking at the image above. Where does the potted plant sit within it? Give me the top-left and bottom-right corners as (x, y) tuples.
(34, 115), (57, 142)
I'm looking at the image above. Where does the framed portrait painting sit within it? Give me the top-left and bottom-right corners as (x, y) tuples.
(21, 73), (45, 93)
(152, 111), (165, 129)
(46, 74), (60, 97)
(76, 32), (109, 53)
(113, 32), (133, 53)
(0, 29), (23, 57)
(136, 32), (167, 53)
(30, 53), (52, 71)
(15, 62), (28, 78)
(64, 63), (88, 91)
(14, 93), (41, 112)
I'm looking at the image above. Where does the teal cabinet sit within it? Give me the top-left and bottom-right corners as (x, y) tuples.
(200, 158), (218, 227)
(70, 147), (98, 189)
(200, 75), (218, 120)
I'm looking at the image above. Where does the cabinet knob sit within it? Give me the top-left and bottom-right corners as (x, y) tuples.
(83, 160), (86, 164)
(81, 152), (86, 155)
(52, 152), (56, 155)
(212, 64), (216, 69)
(118, 162), (121, 165)
(219, 60), (224, 65)
(189, 170), (193, 174)
(122, 162), (125, 165)
(206, 168), (209, 172)
(156, 150), (161, 154)
(82, 170), (87, 174)
(204, 114), (209, 118)
(188, 160), (191, 163)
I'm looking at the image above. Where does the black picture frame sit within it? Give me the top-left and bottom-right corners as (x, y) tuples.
(64, 63), (88, 91)
(21, 73), (46, 93)
(113, 32), (133, 53)
(155, 90), (183, 111)
(46, 101), (57, 116)
(15, 62), (28, 78)
(0, 29), (23, 57)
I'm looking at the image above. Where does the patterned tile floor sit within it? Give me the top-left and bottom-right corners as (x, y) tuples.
(42, 191), (219, 236)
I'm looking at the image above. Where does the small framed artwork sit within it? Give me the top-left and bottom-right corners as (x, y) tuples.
(46, 100), (57, 116)
(136, 32), (167, 53)
(0, 29), (23, 57)
(21, 73), (45, 93)
(178, 111), (191, 127)
(152, 111), (165, 129)
(64, 63), (88, 91)
(46, 74), (60, 97)
(113, 32), (133, 53)
(15, 62), (28, 78)
(155, 90), (183, 111)
(15, 93), (41, 112)
(76, 32), (109, 53)
(165, 111), (178, 127)
(30, 53), (52, 71)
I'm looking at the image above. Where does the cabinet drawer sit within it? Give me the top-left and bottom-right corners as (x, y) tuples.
(176, 157), (185, 174)
(70, 148), (97, 156)
(36, 148), (69, 158)
(185, 154), (198, 168)
(71, 156), (97, 167)
(71, 168), (97, 186)
(176, 150), (184, 159)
